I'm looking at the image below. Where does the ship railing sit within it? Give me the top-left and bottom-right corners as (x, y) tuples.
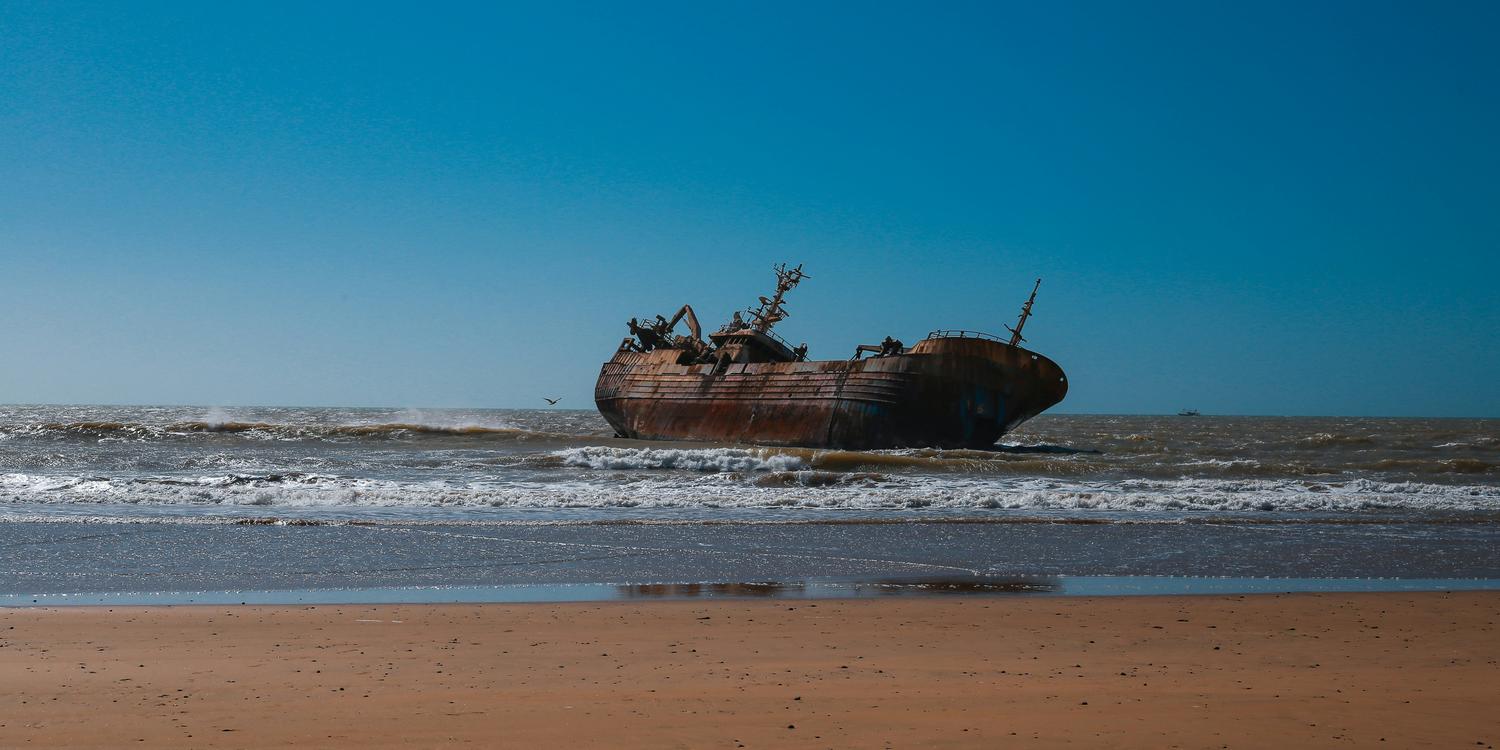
(925, 329), (1005, 342)
(760, 327), (794, 349)
(715, 317), (796, 350)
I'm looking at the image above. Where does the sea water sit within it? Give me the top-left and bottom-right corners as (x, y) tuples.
(2, 406), (1497, 601)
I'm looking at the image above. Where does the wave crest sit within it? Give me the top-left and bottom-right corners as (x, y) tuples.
(4, 472), (1498, 514)
(555, 446), (806, 472)
(3, 420), (568, 443)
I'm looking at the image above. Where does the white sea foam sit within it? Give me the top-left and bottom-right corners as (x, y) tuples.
(555, 446), (807, 472)
(201, 406), (232, 427)
(390, 408), (521, 432)
(3, 471), (1498, 514)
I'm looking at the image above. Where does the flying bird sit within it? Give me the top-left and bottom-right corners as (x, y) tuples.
(543, 397), (562, 405)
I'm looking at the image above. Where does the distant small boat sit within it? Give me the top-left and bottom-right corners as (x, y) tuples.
(1177, 409), (1201, 417)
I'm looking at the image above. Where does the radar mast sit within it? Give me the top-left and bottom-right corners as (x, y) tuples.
(1006, 278), (1041, 346)
(749, 263), (809, 334)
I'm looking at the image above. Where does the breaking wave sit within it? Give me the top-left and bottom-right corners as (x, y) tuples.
(3, 471), (1498, 515)
(4, 410), (1498, 526)
(0, 420), (574, 443)
(554, 446), (806, 472)
(1362, 458), (1494, 474)
(1295, 432), (1380, 448)
(551, 445), (1103, 475)
(545, 445), (1493, 479)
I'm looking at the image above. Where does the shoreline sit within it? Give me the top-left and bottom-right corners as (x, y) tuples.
(7, 518), (1500, 596)
(4, 592), (1497, 747)
(5, 574), (1500, 607)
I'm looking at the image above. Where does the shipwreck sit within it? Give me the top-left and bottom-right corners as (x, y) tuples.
(594, 263), (1068, 449)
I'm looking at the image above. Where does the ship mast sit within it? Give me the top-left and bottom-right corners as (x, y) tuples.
(1005, 278), (1041, 346)
(750, 263), (809, 333)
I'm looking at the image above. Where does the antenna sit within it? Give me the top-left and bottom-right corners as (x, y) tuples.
(1005, 278), (1041, 346)
(750, 263), (809, 333)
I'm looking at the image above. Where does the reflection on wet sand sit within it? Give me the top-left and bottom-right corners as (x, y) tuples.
(618, 582), (804, 600)
(619, 582), (807, 598)
(854, 577), (1057, 595)
(616, 577), (1058, 599)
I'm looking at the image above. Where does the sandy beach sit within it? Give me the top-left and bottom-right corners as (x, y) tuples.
(2, 592), (1496, 748)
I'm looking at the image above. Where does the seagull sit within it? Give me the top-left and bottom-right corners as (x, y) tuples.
(543, 397), (562, 405)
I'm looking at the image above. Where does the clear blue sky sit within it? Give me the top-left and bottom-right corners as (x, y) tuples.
(2, 1), (1496, 416)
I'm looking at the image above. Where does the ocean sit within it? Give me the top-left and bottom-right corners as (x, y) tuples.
(2, 405), (1497, 602)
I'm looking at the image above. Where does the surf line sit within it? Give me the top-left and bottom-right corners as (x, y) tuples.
(352, 525), (982, 576)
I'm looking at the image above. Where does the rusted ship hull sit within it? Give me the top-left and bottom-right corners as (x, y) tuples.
(596, 336), (1068, 450)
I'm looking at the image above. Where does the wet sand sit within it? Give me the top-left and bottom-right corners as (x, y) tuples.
(3, 592), (1497, 748)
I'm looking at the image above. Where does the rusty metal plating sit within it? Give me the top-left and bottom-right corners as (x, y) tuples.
(596, 264), (1068, 449)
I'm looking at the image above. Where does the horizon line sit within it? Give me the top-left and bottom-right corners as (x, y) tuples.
(0, 402), (1495, 420)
